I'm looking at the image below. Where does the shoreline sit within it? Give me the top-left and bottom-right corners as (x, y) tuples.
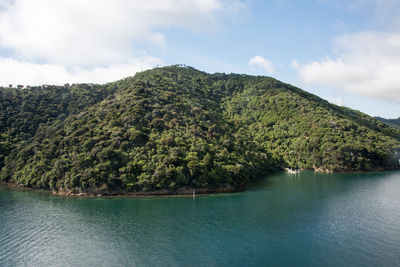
(0, 181), (238, 198)
(2, 168), (399, 198)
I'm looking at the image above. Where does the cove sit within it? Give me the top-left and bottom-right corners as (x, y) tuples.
(1, 171), (400, 266)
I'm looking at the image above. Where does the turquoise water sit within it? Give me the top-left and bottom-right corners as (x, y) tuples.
(1, 171), (400, 266)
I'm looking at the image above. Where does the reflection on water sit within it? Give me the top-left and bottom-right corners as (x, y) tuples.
(1, 171), (400, 266)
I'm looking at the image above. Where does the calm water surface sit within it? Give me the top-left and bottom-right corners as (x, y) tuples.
(1, 171), (400, 266)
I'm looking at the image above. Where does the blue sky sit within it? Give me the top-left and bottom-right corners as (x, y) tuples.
(0, 0), (399, 118)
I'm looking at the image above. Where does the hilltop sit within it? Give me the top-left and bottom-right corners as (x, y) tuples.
(1, 65), (399, 195)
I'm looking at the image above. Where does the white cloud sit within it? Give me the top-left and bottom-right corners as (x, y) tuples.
(0, 56), (162, 86)
(296, 31), (400, 102)
(0, 0), (245, 84)
(0, 0), (238, 66)
(326, 96), (344, 106)
(248, 55), (274, 74)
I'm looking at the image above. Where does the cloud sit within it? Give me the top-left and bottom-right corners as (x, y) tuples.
(0, 56), (162, 86)
(326, 96), (344, 106)
(0, 0), (245, 84)
(248, 56), (274, 74)
(296, 31), (400, 102)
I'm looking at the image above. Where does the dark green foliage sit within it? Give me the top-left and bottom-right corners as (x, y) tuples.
(1, 66), (399, 193)
(0, 83), (118, 169)
(375, 117), (400, 129)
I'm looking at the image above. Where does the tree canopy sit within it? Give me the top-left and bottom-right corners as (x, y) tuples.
(1, 65), (399, 194)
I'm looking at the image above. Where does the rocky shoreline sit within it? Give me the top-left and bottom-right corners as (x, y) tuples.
(54, 184), (237, 197)
(0, 181), (237, 197)
(2, 168), (399, 197)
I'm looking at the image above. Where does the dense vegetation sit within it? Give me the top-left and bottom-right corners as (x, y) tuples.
(1, 66), (399, 194)
(375, 117), (400, 129)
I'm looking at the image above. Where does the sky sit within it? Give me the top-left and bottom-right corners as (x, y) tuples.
(0, 0), (399, 118)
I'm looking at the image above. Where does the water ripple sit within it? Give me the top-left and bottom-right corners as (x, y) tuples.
(1, 171), (400, 266)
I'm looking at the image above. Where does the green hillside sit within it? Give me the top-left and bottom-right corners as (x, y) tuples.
(1, 66), (399, 194)
(375, 117), (400, 129)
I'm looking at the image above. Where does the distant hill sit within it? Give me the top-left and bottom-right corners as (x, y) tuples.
(375, 117), (400, 129)
(1, 65), (399, 195)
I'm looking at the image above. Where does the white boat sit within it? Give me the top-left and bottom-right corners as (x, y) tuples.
(285, 168), (300, 174)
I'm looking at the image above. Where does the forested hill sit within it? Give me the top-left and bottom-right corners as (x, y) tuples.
(1, 65), (399, 195)
(375, 117), (400, 129)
